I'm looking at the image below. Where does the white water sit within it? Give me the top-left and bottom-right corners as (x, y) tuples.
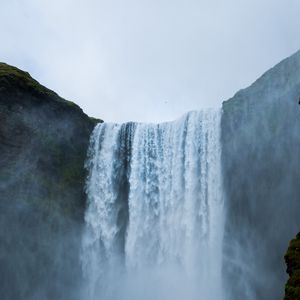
(81, 110), (224, 300)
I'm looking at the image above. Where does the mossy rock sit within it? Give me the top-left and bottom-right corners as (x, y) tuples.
(0, 62), (80, 109)
(285, 233), (300, 300)
(0, 62), (104, 299)
(0, 62), (55, 96)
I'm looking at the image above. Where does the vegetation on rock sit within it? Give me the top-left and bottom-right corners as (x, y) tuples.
(0, 63), (79, 108)
(285, 233), (300, 300)
(0, 62), (102, 300)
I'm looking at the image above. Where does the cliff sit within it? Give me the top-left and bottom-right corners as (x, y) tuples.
(285, 232), (300, 300)
(222, 50), (300, 299)
(0, 63), (101, 300)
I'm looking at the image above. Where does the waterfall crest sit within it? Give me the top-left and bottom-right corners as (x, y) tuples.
(82, 110), (224, 300)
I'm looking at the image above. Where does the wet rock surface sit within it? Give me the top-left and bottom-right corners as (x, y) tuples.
(0, 63), (101, 300)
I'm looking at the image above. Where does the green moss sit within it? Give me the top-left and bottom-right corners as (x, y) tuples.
(0, 63), (53, 95)
(63, 99), (80, 108)
(287, 270), (300, 286)
(61, 158), (85, 185)
(0, 62), (82, 111)
(285, 233), (300, 272)
(285, 233), (300, 300)
(285, 285), (300, 300)
(89, 116), (103, 124)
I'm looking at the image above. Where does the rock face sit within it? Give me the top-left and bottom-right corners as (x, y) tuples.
(285, 232), (300, 300)
(0, 63), (101, 300)
(221, 51), (300, 299)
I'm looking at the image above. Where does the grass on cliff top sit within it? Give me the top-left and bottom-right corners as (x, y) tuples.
(0, 62), (78, 109)
(0, 62), (104, 122)
(0, 62), (50, 93)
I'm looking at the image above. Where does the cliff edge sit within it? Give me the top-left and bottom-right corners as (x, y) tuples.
(222, 50), (300, 299)
(0, 63), (101, 300)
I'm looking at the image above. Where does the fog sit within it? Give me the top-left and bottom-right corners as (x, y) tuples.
(1, 0), (300, 122)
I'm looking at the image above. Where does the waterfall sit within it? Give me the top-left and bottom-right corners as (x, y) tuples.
(81, 110), (224, 300)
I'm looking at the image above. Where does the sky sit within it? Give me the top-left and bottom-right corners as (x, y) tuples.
(1, 0), (300, 122)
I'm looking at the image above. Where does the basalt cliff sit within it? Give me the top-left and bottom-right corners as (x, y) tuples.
(0, 63), (101, 299)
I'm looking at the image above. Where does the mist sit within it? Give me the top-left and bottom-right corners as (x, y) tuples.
(81, 111), (224, 300)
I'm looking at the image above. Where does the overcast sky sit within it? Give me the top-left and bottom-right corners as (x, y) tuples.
(1, 0), (300, 122)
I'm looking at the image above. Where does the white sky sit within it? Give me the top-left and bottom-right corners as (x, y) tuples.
(1, 0), (300, 122)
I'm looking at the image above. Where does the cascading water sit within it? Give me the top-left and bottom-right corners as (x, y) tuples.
(81, 110), (224, 300)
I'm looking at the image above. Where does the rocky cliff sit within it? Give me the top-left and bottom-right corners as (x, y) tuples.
(285, 232), (300, 300)
(0, 63), (101, 300)
(222, 50), (300, 299)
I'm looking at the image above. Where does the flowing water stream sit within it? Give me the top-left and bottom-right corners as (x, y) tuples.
(81, 110), (224, 300)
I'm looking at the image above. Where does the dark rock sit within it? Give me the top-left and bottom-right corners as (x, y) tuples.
(284, 233), (300, 300)
(222, 50), (300, 300)
(0, 62), (102, 300)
